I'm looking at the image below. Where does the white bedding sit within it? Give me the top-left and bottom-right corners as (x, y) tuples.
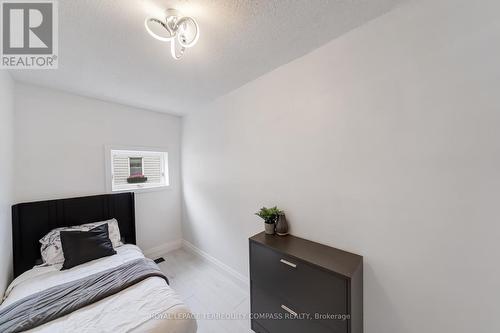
(1, 245), (197, 333)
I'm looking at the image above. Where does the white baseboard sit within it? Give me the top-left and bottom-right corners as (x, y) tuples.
(144, 239), (182, 259)
(182, 240), (249, 289)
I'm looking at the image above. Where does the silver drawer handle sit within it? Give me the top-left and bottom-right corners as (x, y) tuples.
(281, 304), (298, 317)
(280, 259), (297, 268)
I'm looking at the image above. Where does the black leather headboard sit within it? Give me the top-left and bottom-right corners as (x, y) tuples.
(12, 192), (136, 278)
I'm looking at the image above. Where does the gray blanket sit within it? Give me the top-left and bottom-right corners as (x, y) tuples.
(0, 258), (169, 333)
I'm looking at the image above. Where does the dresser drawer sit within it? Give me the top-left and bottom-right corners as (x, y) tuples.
(250, 241), (348, 331)
(249, 232), (363, 333)
(251, 320), (269, 333)
(251, 285), (335, 333)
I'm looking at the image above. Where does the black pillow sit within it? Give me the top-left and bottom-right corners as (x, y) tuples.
(60, 224), (116, 270)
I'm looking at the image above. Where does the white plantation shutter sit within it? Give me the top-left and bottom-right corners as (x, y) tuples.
(113, 155), (129, 185)
(110, 149), (168, 191)
(143, 155), (162, 183)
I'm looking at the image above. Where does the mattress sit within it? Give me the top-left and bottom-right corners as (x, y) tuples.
(1, 244), (197, 333)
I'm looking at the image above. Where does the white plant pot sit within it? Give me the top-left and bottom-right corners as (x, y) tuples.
(264, 222), (275, 235)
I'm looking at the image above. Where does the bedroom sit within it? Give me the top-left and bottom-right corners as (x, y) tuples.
(0, 0), (499, 332)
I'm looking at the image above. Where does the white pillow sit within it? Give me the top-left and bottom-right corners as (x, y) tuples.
(39, 218), (123, 266)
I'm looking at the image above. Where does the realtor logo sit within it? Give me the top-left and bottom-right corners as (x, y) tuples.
(1, 0), (58, 69)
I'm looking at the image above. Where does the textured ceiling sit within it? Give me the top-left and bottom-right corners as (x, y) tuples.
(10, 0), (406, 115)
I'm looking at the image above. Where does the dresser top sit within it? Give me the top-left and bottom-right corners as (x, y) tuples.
(250, 232), (362, 278)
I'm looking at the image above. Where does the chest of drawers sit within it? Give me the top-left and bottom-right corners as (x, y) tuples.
(249, 232), (363, 333)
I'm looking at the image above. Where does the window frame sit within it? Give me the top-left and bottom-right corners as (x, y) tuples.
(105, 146), (170, 193)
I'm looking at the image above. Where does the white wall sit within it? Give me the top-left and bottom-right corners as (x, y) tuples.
(0, 72), (14, 297)
(182, 0), (500, 332)
(14, 83), (183, 254)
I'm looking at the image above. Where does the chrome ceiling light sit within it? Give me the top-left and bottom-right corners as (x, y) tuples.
(145, 8), (199, 60)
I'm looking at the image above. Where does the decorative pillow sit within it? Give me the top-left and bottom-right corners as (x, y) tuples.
(60, 224), (116, 270)
(40, 218), (122, 265)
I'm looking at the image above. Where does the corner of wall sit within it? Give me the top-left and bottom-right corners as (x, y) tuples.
(0, 71), (15, 297)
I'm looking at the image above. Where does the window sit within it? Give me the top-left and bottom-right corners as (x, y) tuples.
(110, 149), (169, 191)
(129, 157), (143, 176)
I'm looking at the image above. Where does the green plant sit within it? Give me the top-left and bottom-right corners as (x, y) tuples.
(255, 206), (284, 224)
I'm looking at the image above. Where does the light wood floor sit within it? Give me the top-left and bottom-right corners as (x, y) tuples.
(157, 248), (253, 333)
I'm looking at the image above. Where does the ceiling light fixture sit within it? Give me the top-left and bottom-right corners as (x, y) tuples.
(145, 8), (199, 60)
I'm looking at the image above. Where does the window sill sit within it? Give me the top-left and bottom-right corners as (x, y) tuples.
(111, 185), (171, 194)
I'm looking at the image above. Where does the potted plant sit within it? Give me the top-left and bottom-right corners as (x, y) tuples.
(127, 174), (148, 184)
(255, 206), (283, 235)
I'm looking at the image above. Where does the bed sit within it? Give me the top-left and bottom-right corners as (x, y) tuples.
(1, 193), (197, 333)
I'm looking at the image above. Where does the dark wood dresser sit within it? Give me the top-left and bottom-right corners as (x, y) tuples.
(249, 232), (363, 333)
